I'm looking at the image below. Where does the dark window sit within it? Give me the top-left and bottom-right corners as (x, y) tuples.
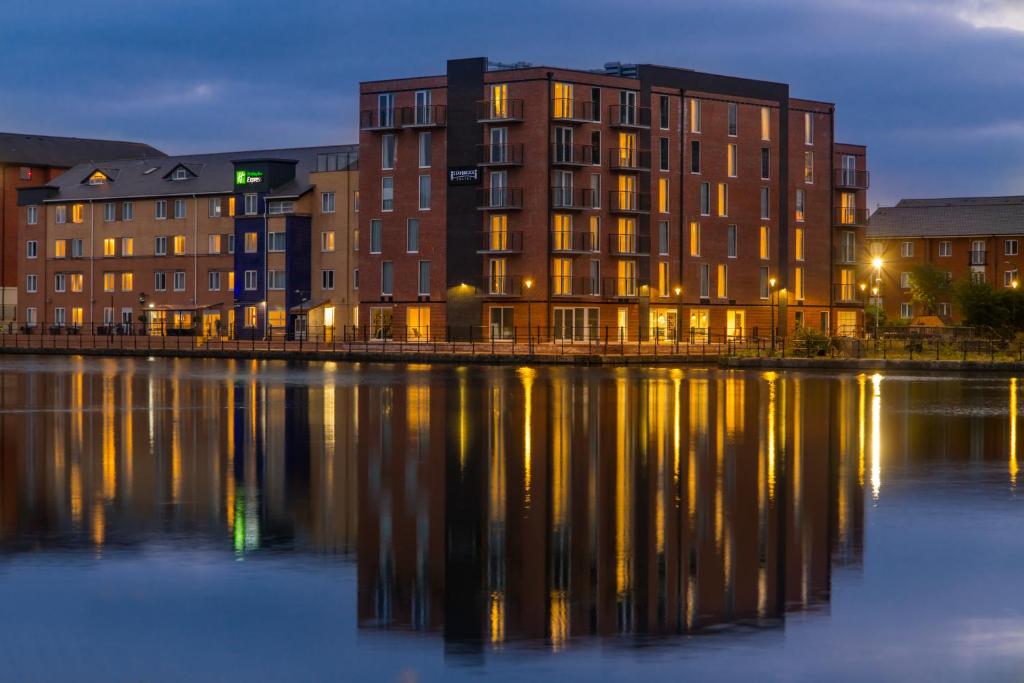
(690, 140), (700, 174)
(659, 96), (669, 129)
(760, 148), (770, 179)
(727, 102), (738, 136)
(660, 137), (669, 171)
(591, 130), (601, 165)
(591, 87), (601, 122)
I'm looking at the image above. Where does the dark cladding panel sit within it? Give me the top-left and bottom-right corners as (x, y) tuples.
(445, 57), (486, 336)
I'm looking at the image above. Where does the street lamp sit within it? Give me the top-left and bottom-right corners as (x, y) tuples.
(524, 277), (534, 352)
(860, 283), (867, 337)
(769, 277), (777, 352)
(871, 286), (880, 340)
(871, 258), (884, 341)
(673, 285), (682, 343)
(1013, 280), (1020, 326)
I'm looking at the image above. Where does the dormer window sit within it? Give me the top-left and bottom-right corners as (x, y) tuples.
(173, 168), (189, 180)
(88, 171), (108, 185)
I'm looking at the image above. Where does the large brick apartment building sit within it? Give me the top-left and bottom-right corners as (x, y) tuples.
(16, 145), (357, 338)
(358, 57), (869, 342)
(867, 196), (1024, 322)
(0, 132), (164, 325)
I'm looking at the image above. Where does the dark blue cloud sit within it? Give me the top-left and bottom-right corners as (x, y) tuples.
(2, 0), (1023, 206)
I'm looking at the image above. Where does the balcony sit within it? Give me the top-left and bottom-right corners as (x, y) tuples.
(602, 277), (643, 298)
(834, 168), (870, 190)
(552, 187), (598, 211)
(969, 250), (987, 266)
(478, 231), (523, 254)
(609, 104), (651, 129)
(477, 143), (524, 167)
(477, 99), (524, 123)
(608, 148), (651, 172)
(608, 233), (651, 255)
(399, 105), (447, 128)
(551, 276), (602, 297)
(833, 283), (864, 305)
(608, 191), (651, 214)
(835, 245), (858, 265)
(359, 108), (400, 131)
(484, 275), (522, 297)
(477, 188), (524, 210)
(552, 99), (595, 123)
(551, 144), (597, 167)
(551, 231), (597, 253)
(834, 207), (870, 226)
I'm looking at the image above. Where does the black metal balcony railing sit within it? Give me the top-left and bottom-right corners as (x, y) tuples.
(551, 144), (598, 166)
(478, 230), (523, 254)
(602, 277), (643, 298)
(550, 276), (603, 297)
(476, 143), (524, 166)
(834, 207), (870, 226)
(484, 275), (522, 296)
(608, 191), (651, 213)
(551, 187), (598, 210)
(550, 231), (597, 253)
(969, 250), (987, 266)
(476, 188), (524, 210)
(608, 147), (651, 171)
(835, 244), (858, 264)
(609, 104), (652, 128)
(552, 98), (595, 122)
(359, 108), (399, 130)
(834, 168), (871, 190)
(608, 233), (651, 255)
(477, 99), (525, 122)
(833, 283), (864, 304)
(399, 105), (447, 127)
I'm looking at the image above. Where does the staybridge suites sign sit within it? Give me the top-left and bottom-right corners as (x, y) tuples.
(447, 167), (480, 185)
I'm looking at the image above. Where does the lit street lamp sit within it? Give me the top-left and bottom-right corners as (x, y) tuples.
(674, 285), (682, 343)
(871, 258), (884, 340)
(524, 277), (534, 352)
(859, 282), (867, 337)
(769, 277), (777, 352)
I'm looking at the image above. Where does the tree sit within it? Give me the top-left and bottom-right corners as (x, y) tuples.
(953, 277), (1008, 330)
(909, 262), (952, 316)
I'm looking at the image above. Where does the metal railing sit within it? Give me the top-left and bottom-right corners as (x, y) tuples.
(608, 233), (651, 255)
(359, 108), (399, 130)
(551, 144), (598, 166)
(551, 187), (598, 210)
(399, 104), (447, 127)
(834, 168), (870, 189)
(476, 188), (524, 210)
(834, 207), (870, 226)
(552, 99), (594, 122)
(608, 191), (651, 213)
(608, 147), (651, 171)
(477, 143), (524, 166)
(551, 231), (597, 253)
(477, 99), (524, 122)
(483, 275), (522, 296)
(609, 104), (652, 128)
(478, 230), (524, 254)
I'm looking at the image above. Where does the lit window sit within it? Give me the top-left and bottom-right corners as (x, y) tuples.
(795, 189), (806, 222)
(804, 112), (813, 145)
(245, 305), (258, 328)
(244, 232), (258, 253)
(658, 178), (669, 213)
(717, 264), (727, 299)
(88, 171), (107, 185)
(121, 237), (134, 256)
(209, 234), (221, 254)
(54, 240), (67, 258)
(69, 273), (83, 293)
(760, 107), (770, 141)
(71, 204), (84, 224)
(727, 144), (737, 177)
(717, 183), (728, 217)
(553, 82), (574, 119)
(795, 228), (805, 261)
(689, 222), (700, 257)
(121, 272), (134, 291)
(173, 235), (186, 255)
(103, 272), (115, 292)
(321, 231), (335, 252)
(689, 98), (701, 133)
(804, 151), (814, 184)
(103, 238), (116, 256)
(760, 226), (769, 260)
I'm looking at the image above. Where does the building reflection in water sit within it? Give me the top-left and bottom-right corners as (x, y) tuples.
(1, 359), (1021, 654)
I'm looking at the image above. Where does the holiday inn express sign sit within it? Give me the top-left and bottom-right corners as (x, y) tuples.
(235, 170), (264, 186)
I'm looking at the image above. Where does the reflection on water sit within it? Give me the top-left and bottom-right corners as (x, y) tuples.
(0, 357), (1022, 663)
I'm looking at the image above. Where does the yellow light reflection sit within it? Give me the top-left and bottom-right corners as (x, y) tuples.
(871, 373), (882, 501)
(518, 367), (535, 507)
(765, 372), (777, 502)
(1011, 377), (1018, 488)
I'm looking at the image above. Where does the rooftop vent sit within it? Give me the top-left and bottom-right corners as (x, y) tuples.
(487, 60), (533, 71)
(603, 62), (638, 78)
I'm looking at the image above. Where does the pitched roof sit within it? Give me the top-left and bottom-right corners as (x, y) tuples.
(867, 196), (1024, 238)
(39, 145), (357, 202)
(0, 132), (163, 167)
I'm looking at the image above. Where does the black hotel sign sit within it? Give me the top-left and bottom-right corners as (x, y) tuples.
(448, 167), (480, 185)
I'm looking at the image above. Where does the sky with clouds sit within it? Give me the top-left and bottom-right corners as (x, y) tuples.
(2, 0), (1023, 206)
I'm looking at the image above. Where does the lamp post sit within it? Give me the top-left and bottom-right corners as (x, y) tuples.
(871, 286), (880, 340)
(1013, 279), (1019, 328)
(871, 257), (884, 340)
(524, 277), (534, 353)
(138, 292), (147, 335)
(673, 285), (682, 343)
(859, 282), (867, 338)
(769, 277), (777, 353)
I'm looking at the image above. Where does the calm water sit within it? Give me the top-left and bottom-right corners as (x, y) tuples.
(0, 357), (1022, 682)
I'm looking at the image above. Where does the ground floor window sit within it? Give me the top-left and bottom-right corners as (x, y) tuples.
(553, 306), (599, 342)
(836, 310), (858, 337)
(149, 310), (168, 336)
(689, 308), (709, 342)
(726, 309), (745, 338)
(820, 311), (830, 333)
(900, 302), (913, 319)
(371, 307), (393, 340)
(25, 307), (37, 328)
(268, 306), (286, 333)
(616, 307), (628, 342)
(489, 306), (514, 340)
(407, 306), (430, 341)
(244, 305), (258, 328)
(649, 306), (678, 341)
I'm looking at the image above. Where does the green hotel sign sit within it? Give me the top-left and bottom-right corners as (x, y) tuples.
(235, 170), (264, 185)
